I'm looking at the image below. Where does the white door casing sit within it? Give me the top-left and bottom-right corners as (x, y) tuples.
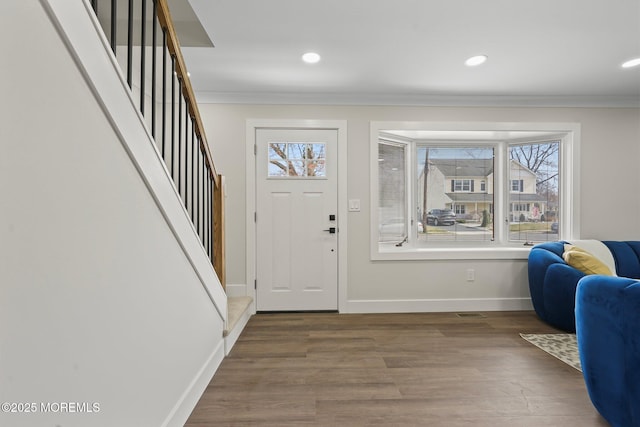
(255, 128), (339, 311)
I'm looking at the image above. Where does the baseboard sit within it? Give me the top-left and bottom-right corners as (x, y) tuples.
(345, 297), (534, 313)
(162, 338), (226, 427)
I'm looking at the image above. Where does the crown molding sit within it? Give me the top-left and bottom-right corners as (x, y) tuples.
(193, 91), (640, 108)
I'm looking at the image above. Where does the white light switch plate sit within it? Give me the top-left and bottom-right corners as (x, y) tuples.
(348, 199), (361, 212)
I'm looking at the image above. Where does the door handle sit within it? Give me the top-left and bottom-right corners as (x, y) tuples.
(323, 227), (336, 234)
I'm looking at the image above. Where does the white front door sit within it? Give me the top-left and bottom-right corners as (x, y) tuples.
(255, 128), (338, 311)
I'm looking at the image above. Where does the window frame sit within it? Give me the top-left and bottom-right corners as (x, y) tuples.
(377, 138), (410, 242)
(267, 141), (328, 179)
(370, 121), (580, 261)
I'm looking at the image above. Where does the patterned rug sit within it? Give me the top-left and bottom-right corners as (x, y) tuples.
(520, 333), (582, 372)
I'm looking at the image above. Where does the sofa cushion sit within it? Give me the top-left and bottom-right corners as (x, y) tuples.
(567, 240), (617, 275)
(563, 244), (613, 276)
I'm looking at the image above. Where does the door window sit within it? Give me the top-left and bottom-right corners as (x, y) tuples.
(268, 142), (326, 178)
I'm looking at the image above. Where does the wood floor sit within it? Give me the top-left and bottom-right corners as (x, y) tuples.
(185, 311), (609, 427)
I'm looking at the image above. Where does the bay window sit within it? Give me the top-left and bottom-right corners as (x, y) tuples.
(371, 122), (579, 260)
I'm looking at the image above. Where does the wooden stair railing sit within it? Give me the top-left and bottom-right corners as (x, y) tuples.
(89, 0), (225, 289)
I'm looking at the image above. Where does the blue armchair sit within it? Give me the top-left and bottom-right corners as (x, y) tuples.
(576, 275), (640, 427)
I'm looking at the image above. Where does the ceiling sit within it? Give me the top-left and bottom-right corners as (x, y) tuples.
(172, 0), (640, 107)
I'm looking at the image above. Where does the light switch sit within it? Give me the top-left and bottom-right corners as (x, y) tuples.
(348, 199), (361, 212)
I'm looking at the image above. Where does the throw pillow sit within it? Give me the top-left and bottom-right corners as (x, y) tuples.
(563, 244), (613, 276)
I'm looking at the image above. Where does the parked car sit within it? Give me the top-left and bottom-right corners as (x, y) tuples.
(551, 222), (559, 233)
(426, 209), (456, 226)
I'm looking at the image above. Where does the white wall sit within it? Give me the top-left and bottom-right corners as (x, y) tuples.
(0, 2), (225, 426)
(199, 103), (640, 310)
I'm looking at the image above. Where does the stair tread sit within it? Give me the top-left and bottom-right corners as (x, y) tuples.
(224, 296), (253, 336)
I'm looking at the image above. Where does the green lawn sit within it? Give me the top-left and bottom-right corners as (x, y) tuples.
(509, 222), (553, 232)
(424, 226), (451, 234)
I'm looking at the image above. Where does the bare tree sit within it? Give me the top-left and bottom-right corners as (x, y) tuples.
(269, 143), (325, 176)
(269, 143), (298, 176)
(510, 142), (559, 190)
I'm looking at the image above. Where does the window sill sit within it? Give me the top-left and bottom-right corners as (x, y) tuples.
(373, 244), (532, 261)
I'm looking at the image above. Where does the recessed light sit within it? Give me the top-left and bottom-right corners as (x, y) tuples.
(622, 57), (640, 68)
(465, 55), (488, 67)
(302, 52), (321, 64)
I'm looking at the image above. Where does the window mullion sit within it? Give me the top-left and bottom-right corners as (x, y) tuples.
(409, 140), (418, 244)
(493, 142), (507, 243)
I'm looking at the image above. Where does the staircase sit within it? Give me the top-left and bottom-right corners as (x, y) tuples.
(85, 0), (256, 354)
(4, 1), (251, 425)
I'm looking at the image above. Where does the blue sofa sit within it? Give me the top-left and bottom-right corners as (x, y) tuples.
(527, 241), (640, 332)
(527, 241), (584, 332)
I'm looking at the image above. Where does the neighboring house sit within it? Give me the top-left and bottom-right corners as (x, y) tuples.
(418, 158), (548, 222)
(507, 160), (550, 222)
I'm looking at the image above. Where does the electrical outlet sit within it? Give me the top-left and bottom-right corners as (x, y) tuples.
(466, 269), (475, 282)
